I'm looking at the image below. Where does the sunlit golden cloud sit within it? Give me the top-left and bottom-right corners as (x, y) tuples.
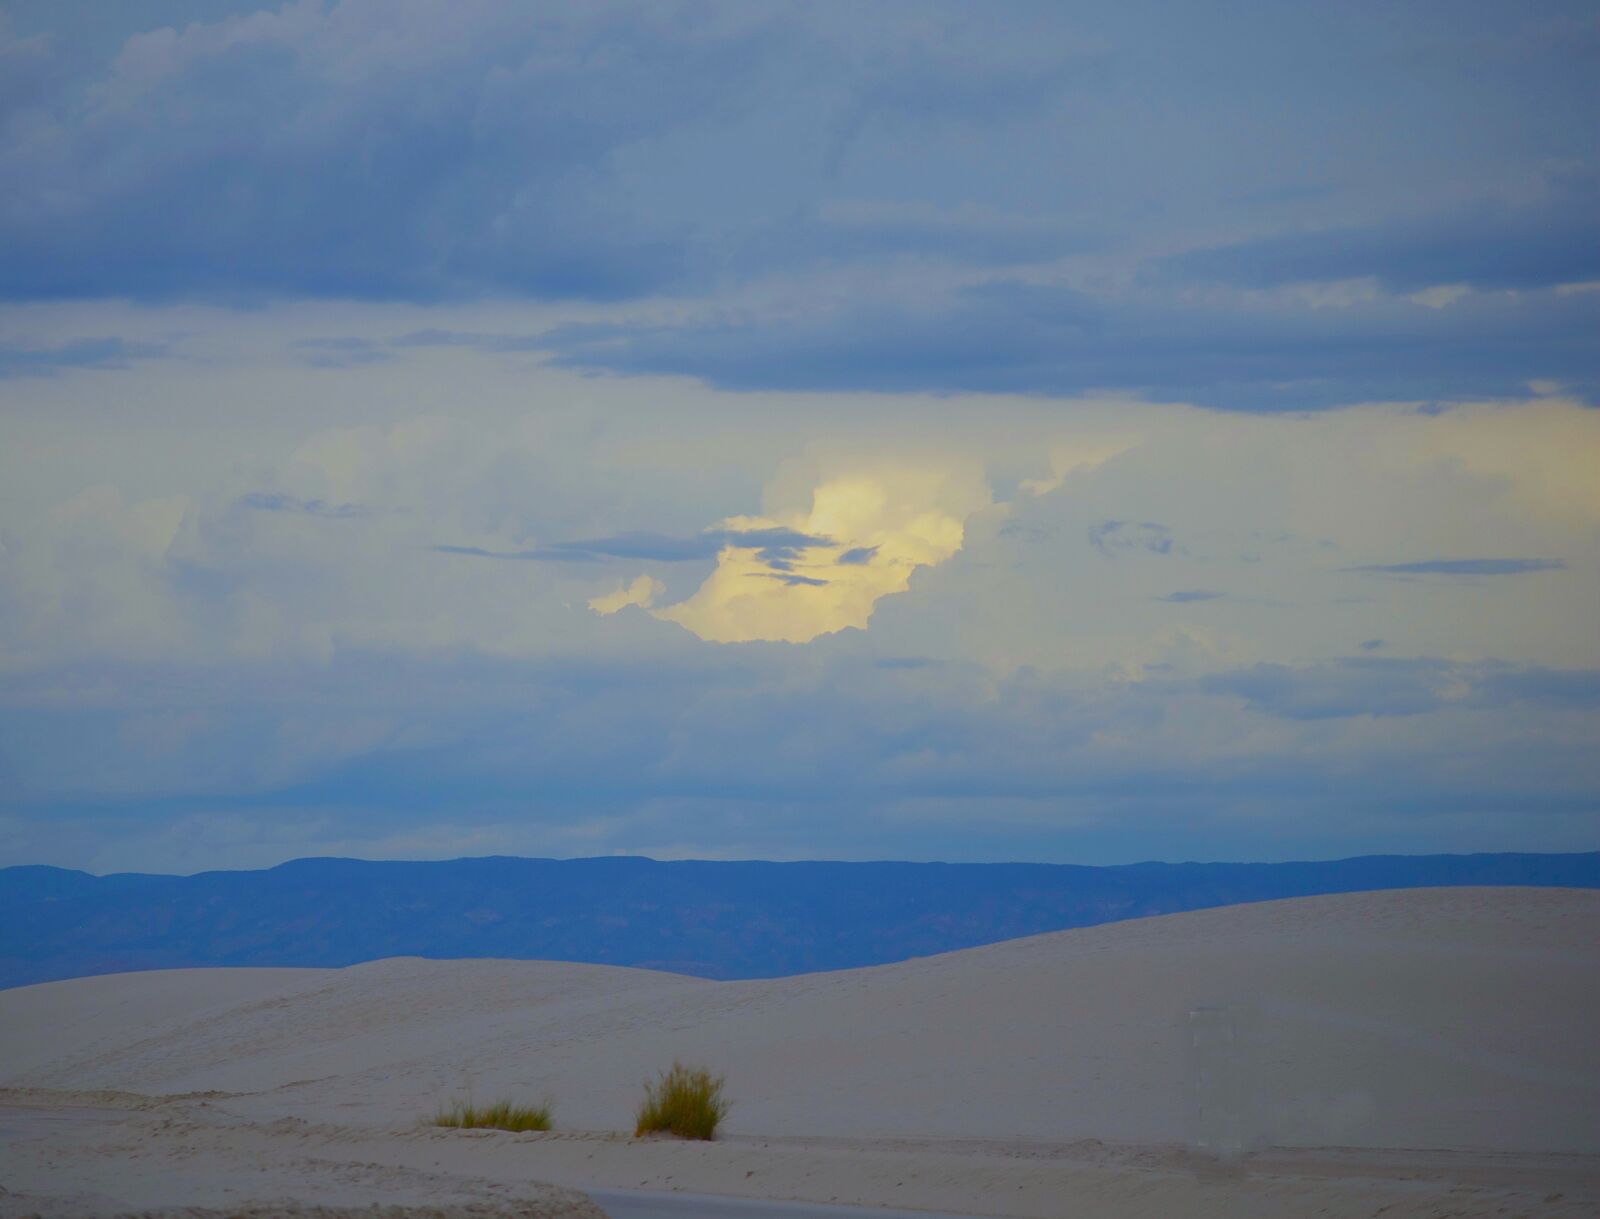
(650, 464), (992, 643)
(588, 574), (665, 615)
(1016, 437), (1140, 497)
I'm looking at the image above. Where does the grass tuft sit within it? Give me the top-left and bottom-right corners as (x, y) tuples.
(431, 1099), (552, 1133)
(634, 1060), (728, 1140)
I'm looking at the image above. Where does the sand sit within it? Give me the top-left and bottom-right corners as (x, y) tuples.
(2, 886), (1596, 1218)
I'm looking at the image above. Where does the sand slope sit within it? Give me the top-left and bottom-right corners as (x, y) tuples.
(6, 886), (1595, 1152)
(3, 887), (1597, 1218)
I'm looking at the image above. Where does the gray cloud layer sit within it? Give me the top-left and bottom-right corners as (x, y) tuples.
(544, 281), (1600, 409)
(4, 647), (1596, 870)
(2, 2), (1596, 407)
(1156, 173), (1600, 294)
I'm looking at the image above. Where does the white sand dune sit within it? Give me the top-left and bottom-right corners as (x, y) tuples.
(3, 887), (1597, 1219)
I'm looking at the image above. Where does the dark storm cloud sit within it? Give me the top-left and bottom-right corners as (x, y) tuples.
(0, 4), (1092, 305)
(544, 279), (1600, 409)
(3, 4), (1597, 409)
(1156, 173), (1600, 294)
(0, 5), (769, 302)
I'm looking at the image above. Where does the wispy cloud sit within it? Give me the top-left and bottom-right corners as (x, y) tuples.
(1203, 658), (1600, 721)
(588, 574), (665, 616)
(0, 337), (167, 378)
(238, 492), (371, 520)
(391, 329), (548, 354)
(1345, 558), (1566, 577)
(432, 527), (833, 564)
(1090, 520), (1180, 558)
(752, 572), (830, 587)
(290, 338), (395, 368)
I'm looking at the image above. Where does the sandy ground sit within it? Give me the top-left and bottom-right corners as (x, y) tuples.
(2, 886), (1596, 1218)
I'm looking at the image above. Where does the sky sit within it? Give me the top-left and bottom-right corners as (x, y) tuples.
(0, 0), (1596, 874)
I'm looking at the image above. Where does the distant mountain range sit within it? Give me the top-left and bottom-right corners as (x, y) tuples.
(4, 851), (1597, 990)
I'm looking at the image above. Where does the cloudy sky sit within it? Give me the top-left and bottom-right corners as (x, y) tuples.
(1, 0), (1596, 874)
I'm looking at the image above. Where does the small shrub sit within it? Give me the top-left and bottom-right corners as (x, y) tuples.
(634, 1060), (728, 1140)
(431, 1099), (552, 1133)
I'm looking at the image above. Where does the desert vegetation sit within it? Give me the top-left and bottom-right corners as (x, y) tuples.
(634, 1060), (728, 1140)
(431, 1099), (552, 1133)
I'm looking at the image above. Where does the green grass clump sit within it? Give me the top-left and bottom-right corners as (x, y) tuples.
(431, 1099), (552, 1133)
(634, 1060), (728, 1140)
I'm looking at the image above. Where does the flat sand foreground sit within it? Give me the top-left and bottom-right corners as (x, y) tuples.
(2, 887), (1597, 1218)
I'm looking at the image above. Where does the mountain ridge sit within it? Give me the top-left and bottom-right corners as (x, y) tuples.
(4, 850), (1596, 990)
